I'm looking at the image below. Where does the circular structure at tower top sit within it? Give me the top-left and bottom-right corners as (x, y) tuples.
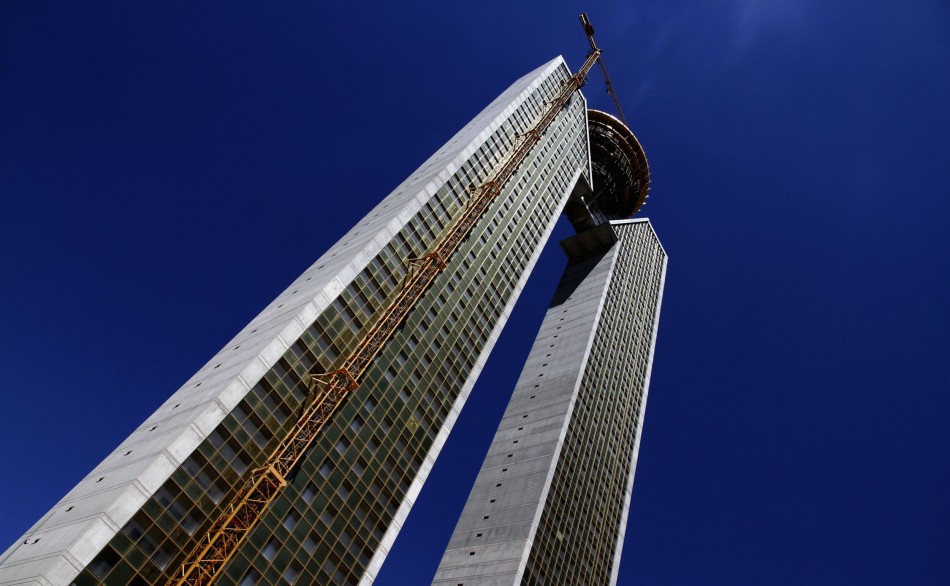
(587, 109), (651, 219)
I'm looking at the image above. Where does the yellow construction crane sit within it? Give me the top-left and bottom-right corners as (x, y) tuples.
(580, 13), (629, 127)
(172, 13), (620, 585)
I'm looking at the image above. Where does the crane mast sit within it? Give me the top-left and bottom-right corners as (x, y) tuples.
(172, 14), (618, 585)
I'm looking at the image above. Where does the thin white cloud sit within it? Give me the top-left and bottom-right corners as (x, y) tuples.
(732, 0), (807, 50)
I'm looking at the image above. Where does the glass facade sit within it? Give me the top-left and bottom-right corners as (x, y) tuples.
(64, 60), (594, 586)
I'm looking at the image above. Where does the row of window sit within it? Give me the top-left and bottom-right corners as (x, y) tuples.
(525, 224), (666, 585)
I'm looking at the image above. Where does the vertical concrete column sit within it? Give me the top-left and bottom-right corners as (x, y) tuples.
(433, 231), (619, 585)
(434, 220), (667, 586)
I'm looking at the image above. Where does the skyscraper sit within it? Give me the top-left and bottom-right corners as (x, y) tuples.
(0, 42), (662, 586)
(433, 218), (666, 586)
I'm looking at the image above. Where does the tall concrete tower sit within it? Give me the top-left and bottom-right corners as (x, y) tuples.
(0, 27), (662, 586)
(434, 218), (666, 586)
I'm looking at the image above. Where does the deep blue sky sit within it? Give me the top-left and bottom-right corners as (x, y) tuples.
(2, 1), (949, 584)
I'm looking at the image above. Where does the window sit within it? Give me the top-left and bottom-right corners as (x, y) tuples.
(283, 562), (301, 584)
(350, 414), (364, 433)
(322, 559), (337, 580)
(315, 330), (338, 363)
(89, 548), (119, 579)
(122, 519), (144, 541)
(263, 538), (279, 561)
(231, 455), (250, 476)
(283, 509), (300, 531)
(138, 532), (158, 556)
(192, 469), (225, 504)
(335, 437), (350, 455)
(239, 569), (260, 586)
(155, 486), (174, 508)
(241, 413), (270, 448)
(321, 504), (337, 526)
(303, 533), (318, 554)
(153, 544), (174, 570)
